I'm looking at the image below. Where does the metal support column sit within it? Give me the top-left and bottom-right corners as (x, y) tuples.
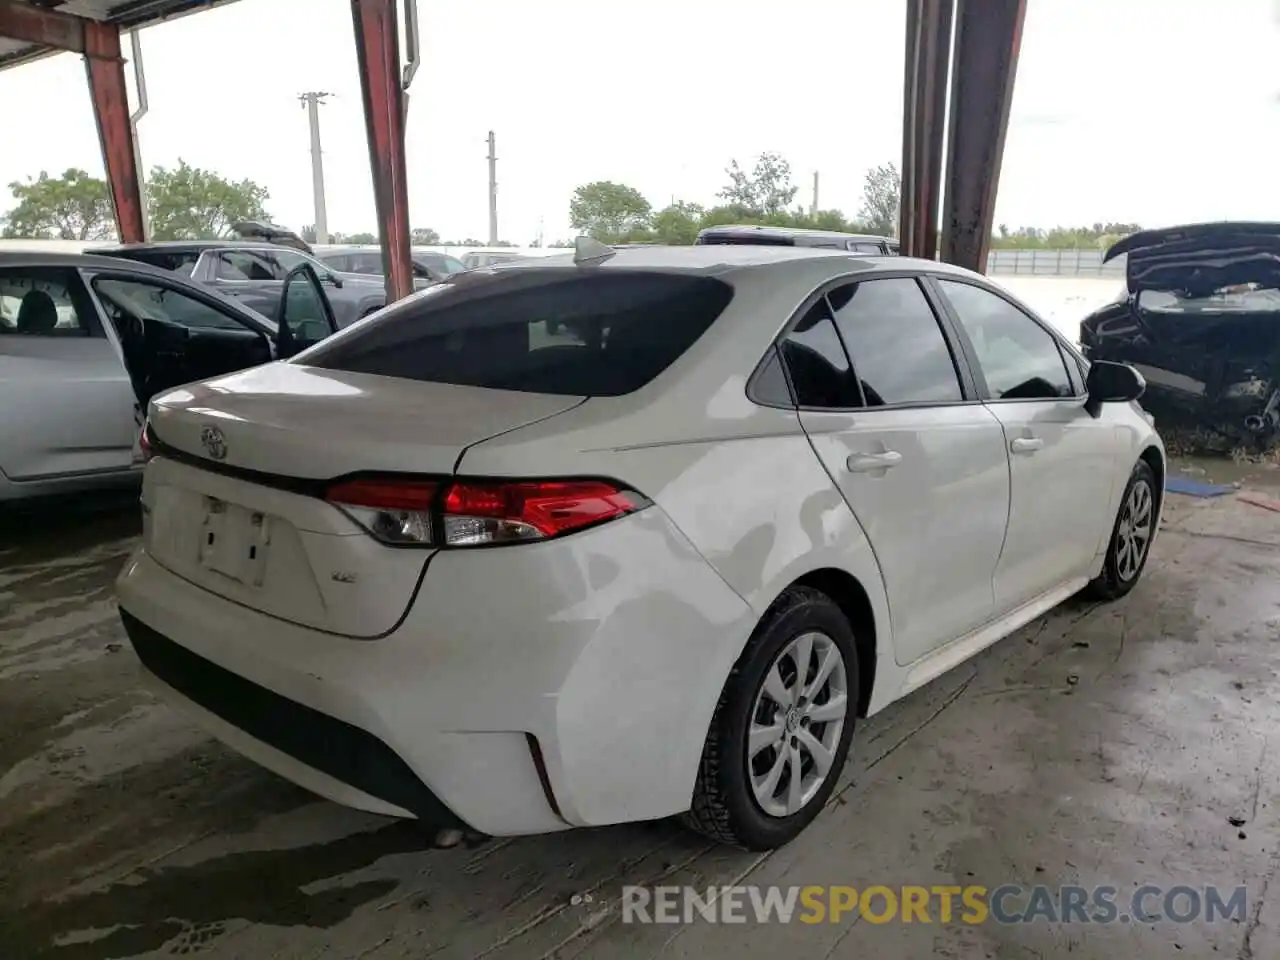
(352, 0), (413, 303)
(939, 0), (1026, 273)
(899, 0), (952, 260)
(84, 20), (145, 243)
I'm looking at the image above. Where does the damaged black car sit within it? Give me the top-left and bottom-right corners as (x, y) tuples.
(1080, 222), (1280, 448)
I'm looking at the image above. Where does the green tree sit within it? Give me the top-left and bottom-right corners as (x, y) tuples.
(147, 160), (270, 240)
(569, 181), (652, 242)
(649, 201), (706, 245)
(857, 162), (900, 237)
(411, 227), (440, 245)
(346, 232), (378, 244)
(2, 168), (115, 240)
(718, 152), (798, 217)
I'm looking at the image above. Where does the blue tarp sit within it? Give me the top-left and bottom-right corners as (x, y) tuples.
(1165, 476), (1236, 498)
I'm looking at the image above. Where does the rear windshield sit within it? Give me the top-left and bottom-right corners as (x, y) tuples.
(696, 233), (794, 247)
(301, 270), (735, 396)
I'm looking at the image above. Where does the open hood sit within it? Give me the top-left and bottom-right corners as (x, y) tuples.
(1105, 222), (1280, 297)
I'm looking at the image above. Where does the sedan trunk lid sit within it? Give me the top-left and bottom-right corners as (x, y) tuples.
(147, 362), (584, 479)
(141, 362), (584, 637)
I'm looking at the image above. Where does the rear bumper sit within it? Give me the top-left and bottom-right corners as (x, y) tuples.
(116, 506), (756, 836)
(122, 610), (466, 827)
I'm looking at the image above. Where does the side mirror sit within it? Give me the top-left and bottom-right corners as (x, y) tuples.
(1084, 360), (1145, 417)
(323, 272), (344, 289)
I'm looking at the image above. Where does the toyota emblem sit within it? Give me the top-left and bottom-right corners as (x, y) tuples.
(200, 426), (228, 461)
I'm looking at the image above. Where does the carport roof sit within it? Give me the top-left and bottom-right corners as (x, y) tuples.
(0, 0), (241, 70)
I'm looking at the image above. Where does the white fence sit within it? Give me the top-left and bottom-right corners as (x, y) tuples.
(986, 248), (1125, 277)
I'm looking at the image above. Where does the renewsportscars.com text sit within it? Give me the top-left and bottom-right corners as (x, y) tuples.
(621, 884), (1248, 925)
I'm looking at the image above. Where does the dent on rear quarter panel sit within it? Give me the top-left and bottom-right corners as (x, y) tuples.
(649, 419), (889, 627)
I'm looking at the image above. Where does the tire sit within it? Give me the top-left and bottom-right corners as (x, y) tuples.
(1083, 459), (1157, 601)
(682, 585), (858, 850)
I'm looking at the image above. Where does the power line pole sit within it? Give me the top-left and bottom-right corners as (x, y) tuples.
(811, 171), (820, 217)
(299, 92), (333, 243)
(487, 130), (499, 246)
(128, 30), (151, 241)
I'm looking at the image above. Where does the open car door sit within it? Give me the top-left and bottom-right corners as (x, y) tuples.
(275, 264), (339, 357)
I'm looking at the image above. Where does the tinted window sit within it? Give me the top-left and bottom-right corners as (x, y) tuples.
(696, 233), (794, 247)
(93, 277), (249, 331)
(280, 272), (332, 345)
(938, 279), (1074, 400)
(303, 271), (733, 397)
(750, 345), (793, 407)
(217, 250), (281, 281)
(828, 278), (962, 405)
(271, 250), (312, 273)
(0, 268), (89, 336)
(779, 300), (862, 408)
(414, 253), (467, 277)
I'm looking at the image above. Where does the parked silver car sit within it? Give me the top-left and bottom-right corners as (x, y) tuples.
(313, 245), (467, 286)
(90, 241), (385, 328)
(0, 251), (337, 502)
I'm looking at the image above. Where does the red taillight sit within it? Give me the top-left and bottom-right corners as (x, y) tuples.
(324, 476), (647, 547)
(325, 478), (439, 512)
(443, 480), (644, 544)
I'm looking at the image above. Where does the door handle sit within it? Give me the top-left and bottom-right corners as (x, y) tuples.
(1010, 436), (1044, 454)
(847, 450), (902, 473)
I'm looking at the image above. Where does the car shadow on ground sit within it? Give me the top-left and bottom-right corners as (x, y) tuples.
(0, 491), (142, 561)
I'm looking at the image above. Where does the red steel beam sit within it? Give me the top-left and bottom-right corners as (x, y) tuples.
(899, 0), (952, 260)
(939, 0), (1026, 272)
(0, 0), (85, 52)
(84, 21), (145, 243)
(351, 0), (413, 303)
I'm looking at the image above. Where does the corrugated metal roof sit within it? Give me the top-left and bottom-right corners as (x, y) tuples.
(0, 0), (242, 70)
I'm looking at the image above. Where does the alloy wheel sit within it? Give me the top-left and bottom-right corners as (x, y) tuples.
(1115, 478), (1153, 582)
(746, 630), (849, 818)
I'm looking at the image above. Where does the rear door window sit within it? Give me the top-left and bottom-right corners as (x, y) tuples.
(0, 268), (94, 337)
(778, 300), (862, 408)
(302, 271), (734, 396)
(827, 278), (963, 405)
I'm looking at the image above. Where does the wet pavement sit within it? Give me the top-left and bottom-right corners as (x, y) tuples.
(2, 477), (1280, 958)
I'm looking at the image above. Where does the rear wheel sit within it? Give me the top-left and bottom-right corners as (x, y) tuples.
(1084, 459), (1157, 601)
(683, 586), (858, 850)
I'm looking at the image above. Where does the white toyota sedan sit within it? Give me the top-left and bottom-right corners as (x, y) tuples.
(117, 242), (1164, 851)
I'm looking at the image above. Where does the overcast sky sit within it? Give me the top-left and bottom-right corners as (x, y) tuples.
(1, 0), (1278, 243)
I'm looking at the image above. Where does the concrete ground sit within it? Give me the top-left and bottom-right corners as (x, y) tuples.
(2, 473), (1280, 959)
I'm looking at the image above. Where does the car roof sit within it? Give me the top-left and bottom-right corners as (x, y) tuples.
(0, 250), (192, 273)
(697, 224), (895, 243)
(317, 245), (449, 259)
(482, 243), (968, 279)
(89, 241), (301, 254)
(0, 250), (278, 329)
